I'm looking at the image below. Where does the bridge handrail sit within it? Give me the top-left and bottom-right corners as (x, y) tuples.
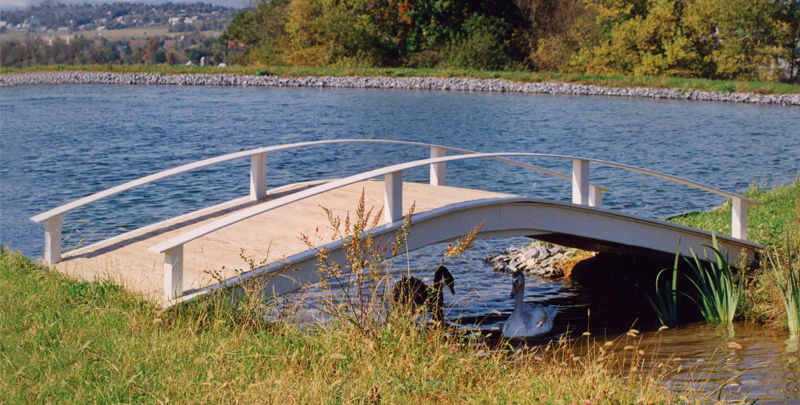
(29, 139), (607, 224)
(150, 152), (756, 256)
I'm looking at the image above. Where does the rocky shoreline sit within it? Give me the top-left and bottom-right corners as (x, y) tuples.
(483, 242), (582, 279)
(2, 71), (798, 106)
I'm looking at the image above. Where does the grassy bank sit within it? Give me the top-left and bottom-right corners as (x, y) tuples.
(0, 248), (684, 403)
(671, 179), (800, 328)
(3, 63), (800, 95)
(2, 183), (796, 402)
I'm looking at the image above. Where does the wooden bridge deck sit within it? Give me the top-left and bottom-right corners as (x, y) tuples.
(55, 180), (510, 304)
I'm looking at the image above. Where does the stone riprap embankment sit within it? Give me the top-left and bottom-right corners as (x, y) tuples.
(483, 242), (580, 279)
(2, 71), (799, 106)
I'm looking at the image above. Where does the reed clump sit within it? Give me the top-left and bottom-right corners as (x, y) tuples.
(670, 179), (800, 330)
(647, 247), (681, 327)
(682, 237), (743, 325)
(647, 237), (743, 327)
(766, 202), (800, 336)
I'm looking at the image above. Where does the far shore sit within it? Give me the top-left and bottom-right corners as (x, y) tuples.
(2, 66), (799, 106)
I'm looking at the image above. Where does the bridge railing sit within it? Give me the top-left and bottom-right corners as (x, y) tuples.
(146, 152), (757, 303)
(30, 139), (609, 265)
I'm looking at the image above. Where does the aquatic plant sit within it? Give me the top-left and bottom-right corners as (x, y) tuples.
(766, 206), (800, 336)
(646, 246), (681, 327)
(767, 249), (800, 336)
(669, 180), (800, 327)
(682, 236), (742, 324)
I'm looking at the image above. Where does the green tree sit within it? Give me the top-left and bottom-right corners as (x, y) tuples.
(692, 0), (788, 79)
(221, 0), (291, 64)
(775, 0), (799, 81)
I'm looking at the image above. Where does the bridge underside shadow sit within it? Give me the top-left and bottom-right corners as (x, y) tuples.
(206, 197), (760, 303)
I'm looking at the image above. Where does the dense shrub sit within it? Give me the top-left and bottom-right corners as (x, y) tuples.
(444, 14), (511, 70)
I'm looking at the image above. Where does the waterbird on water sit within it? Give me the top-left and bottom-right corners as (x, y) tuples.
(502, 269), (558, 338)
(391, 265), (455, 323)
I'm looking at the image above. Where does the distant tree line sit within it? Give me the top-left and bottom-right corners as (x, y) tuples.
(221, 0), (800, 82)
(0, 34), (231, 67)
(0, 2), (236, 33)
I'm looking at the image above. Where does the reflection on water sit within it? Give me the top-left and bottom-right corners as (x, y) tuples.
(633, 323), (799, 402)
(288, 237), (800, 402)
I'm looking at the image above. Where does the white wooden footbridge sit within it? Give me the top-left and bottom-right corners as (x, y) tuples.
(31, 139), (761, 306)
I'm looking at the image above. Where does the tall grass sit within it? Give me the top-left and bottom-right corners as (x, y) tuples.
(647, 246), (681, 327)
(768, 249), (800, 336)
(1, 247), (684, 402)
(682, 236), (742, 325)
(766, 203), (800, 336)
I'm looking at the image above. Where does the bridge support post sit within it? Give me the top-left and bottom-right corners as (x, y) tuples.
(589, 185), (602, 208)
(250, 152), (268, 201)
(164, 245), (183, 303)
(731, 197), (748, 240)
(572, 159), (590, 206)
(384, 171), (403, 224)
(430, 147), (446, 186)
(43, 215), (62, 265)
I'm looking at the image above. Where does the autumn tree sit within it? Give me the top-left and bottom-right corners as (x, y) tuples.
(143, 38), (161, 62)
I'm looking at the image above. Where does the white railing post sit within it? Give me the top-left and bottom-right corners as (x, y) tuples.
(589, 185), (602, 208)
(731, 197), (748, 240)
(250, 152), (268, 200)
(384, 171), (403, 224)
(430, 147), (446, 186)
(163, 245), (183, 302)
(42, 215), (62, 265)
(572, 159), (590, 206)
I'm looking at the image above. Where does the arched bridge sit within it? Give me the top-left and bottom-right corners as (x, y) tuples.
(31, 140), (761, 306)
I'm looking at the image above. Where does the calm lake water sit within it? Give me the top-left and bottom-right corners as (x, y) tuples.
(1, 85), (799, 400)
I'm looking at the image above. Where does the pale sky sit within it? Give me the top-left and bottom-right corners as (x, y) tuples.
(1, 0), (249, 9)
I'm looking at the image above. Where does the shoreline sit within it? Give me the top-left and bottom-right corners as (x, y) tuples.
(2, 71), (799, 106)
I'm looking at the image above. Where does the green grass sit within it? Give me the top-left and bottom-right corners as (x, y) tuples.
(670, 179), (800, 328)
(3, 64), (799, 95)
(1, 247), (687, 403)
(670, 180), (800, 247)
